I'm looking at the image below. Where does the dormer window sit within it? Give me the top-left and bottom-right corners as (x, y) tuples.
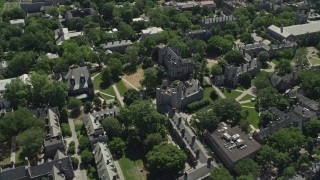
(70, 75), (75, 85)
(80, 74), (85, 83)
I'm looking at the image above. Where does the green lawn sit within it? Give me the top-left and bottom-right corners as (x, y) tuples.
(243, 107), (259, 128)
(222, 89), (242, 99)
(309, 56), (320, 66)
(0, 154), (11, 164)
(239, 94), (254, 102)
(272, 59), (280, 65)
(15, 147), (23, 165)
(93, 73), (116, 96)
(115, 80), (130, 96)
(118, 156), (147, 180)
(241, 101), (257, 107)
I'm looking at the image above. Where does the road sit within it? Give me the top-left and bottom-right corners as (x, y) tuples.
(68, 118), (88, 180)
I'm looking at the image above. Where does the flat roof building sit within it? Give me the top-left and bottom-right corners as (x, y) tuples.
(102, 40), (133, 53)
(206, 122), (261, 170)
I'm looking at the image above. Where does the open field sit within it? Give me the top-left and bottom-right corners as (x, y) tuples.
(122, 68), (144, 89)
(239, 94), (254, 102)
(93, 73), (116, 96)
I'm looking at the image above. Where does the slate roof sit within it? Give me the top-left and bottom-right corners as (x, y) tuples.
(64, 66), (93, 91)
(93, 142), (119, 180)
(102, 40), (133, 49)
(202, 15), (236, 25)
(64, 8), (95, 20)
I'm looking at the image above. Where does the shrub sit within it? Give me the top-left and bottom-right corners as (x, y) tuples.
(61, 123), (71, 137)
(67, 146), (75, 155)
(71, 157), (79, 169)
(185, 99), (210, 112)
(69, 141), (75, 147)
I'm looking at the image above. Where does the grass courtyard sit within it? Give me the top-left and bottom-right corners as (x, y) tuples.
(222, 89), (242, 99)
(242, 107), (259, 128)
(115, 80), (131, 96)
(3, 0), (20, 11)
(309, 55), (320, 66)
(93, 73), (116, 97)
(239, 94), (254, 102)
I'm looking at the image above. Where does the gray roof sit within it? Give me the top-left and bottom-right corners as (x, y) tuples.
(169, 111), (217, 180)
(102, 40), (133, 49)
(64, 8), (95, 20)
(64, 66), (93, 91)
(208, 122), (261, 165)
(93, 142), (119, 180)
(284, 22), (320, 36)
(202, 15), (236, 25)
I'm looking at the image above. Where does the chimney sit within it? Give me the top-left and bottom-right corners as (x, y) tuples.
(172, 108), (176, 116)
(195, 148), (200, 158)
(192, 136), (196, 143)
(37, 108), (40, 117)
(280, 25), (283, 33)
(207, 157), (213, 167)
(178, 117), (182, 124)
(181, 128), (185, 137)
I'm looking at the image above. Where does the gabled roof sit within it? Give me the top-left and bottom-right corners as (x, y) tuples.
(64, 66), (93, 91)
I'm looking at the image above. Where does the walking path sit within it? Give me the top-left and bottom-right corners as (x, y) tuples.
(235, 87), (256, 102)
(112, 84), (124, 107)
(239, 100), (252, 104)
(262, 61), (276, 73)
(95, 90), (115, 98)
(122, 77), (139, 91)
(68, 118), (88, 180)
(92, 72), (101, 79)
(114, 161), (126, 180)
(10, 137), (16, 164)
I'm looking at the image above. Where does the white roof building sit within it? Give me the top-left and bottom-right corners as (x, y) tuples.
(9, 19), (25, 25)
(141, 27), (163, 40)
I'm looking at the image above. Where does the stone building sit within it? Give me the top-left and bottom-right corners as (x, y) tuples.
(156, 79), (203, 111)
(158, 45), (194, 80)
(201, 15), (236, 30)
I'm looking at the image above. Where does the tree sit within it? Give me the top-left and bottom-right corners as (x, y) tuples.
(78, 136), (90, 151)
(47, 7), (59, 17)
(210, 65), (222, 76)
(276, 59), (292, 76)
(259, 111), (273, 128)
(61, 123), (71, 137)
(108, 58), (122, 80)
(306, 119), (320, 138)
(101, 117), (122, 138)
(298, 71), (320, 100)
(283, 166), (296, 178)
(213, 98), (242, 125)
(146, 142), (187, 175)
(101, 67), (111, 84)
(81, 149), (93, 165)
(4, 79), (29, 109)
(144, 133), (163, 151)
(71, 157), (79, 169)
(43, 81), (68, 109)
(258, 51), (270, 68)
(191, 109), (219, 134)
(109, 137), (125, 157)
(238, 72), (252, 88)
(118, 22), (134, 39)
(208, 36), (233, 55)
(67, 97), (82, 110)
(141, 67), (158, 92)
(17, 127), (45, 161)
(8, 51), (36, 77)
(102, 3), (114, 20)
(268, 127), (304, 155)
(234, 158), (260, 178)
(30, 73), (49, 107)
(240, 32), (254, 44)
(253, 72), (272, 92)
(224, 50), (245, 66)
(123, 89), (141, 105)
(84, 101), (93, 113)
(119, 100), (167, 138)
(257, 86), (280, 109)
(93, 96), (102, 107)
(209, 166), (233, 180)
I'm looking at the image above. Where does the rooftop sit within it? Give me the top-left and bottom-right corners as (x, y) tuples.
(64, 66), (93, 91)
(141, 27), (163, 35)
(208, 122), (261, 164)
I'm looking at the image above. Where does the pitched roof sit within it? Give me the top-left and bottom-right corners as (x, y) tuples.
(64, 66), (93, 91)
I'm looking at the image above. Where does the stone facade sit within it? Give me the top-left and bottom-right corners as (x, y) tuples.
(158, 45), (194, 80)
(156, 79), (203, 111)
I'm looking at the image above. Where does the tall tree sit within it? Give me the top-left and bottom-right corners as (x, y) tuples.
(146, 142), (187, 175)
(101, 117), (122, 138)
(234, 158), (260, 178)
(224, 50), (246, 66)
(4, 79), (30, 109)
(213, 98), (242, 125)
(30, 73), (49, 107)
(191, 109), (219, 134)
(123, 89), (141, 105)
(43, 81), (68, 109)
(140, 67), (158, 92)
(209, 166), (233, 180)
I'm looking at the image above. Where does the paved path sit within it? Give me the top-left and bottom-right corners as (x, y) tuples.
(10, 137), (16, 163)
(95, 90), (115, 98)
(235, 87), (256, 102)
(92, 72), (101, 79)
(262, 61), (276, 73)
(68, 118), (88, 180)
(112, 84), (124, 107)
(239, 100), (252, 104)
(114, 161), (126, 180)
(122, 78), (139, 91)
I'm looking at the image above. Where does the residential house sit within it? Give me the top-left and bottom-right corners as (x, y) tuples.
(156, 79), (203, 111)
(206, 122), (261, 170)
(54, 24), (83, 45)
(61, 66), (94, 99)
(167, 109), (217, 179)
(0, 150), (74, 180)
(32, 107), (65, 159)
(201, 15), (236, 29)
(83, 108), (120, 145)
(93, 142), (119, 180)
(141, 27), (163, 40)
(64, 8), (95, 21)
(20, 0), (63, 14)
(157, 45), (194, 80)
(267, 22), (320, 42)
(102, 40), (133, 54)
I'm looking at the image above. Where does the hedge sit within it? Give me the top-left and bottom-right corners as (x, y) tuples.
(185, 99), (210, 112)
